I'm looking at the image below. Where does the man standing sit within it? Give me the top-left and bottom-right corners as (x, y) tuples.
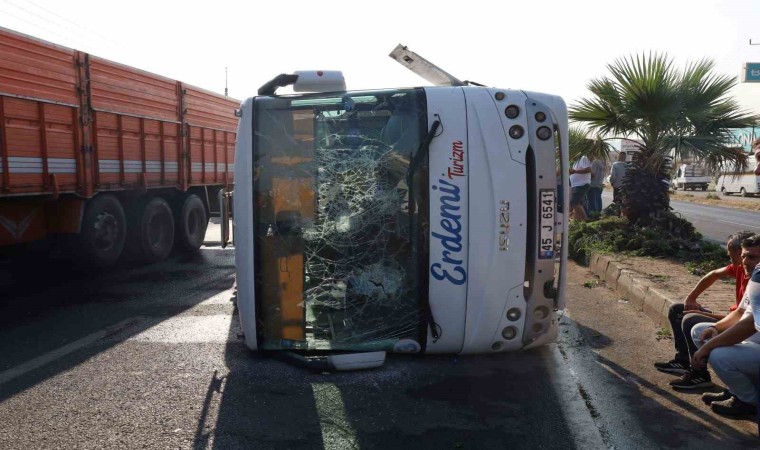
(569, 155), (591, 221)
(609, 152), (627, 205)
(587, 156), (605, 214)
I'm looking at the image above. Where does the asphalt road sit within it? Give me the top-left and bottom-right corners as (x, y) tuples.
(0, 221), (609, 449)
(2, 217), (759, 448)
(602, 191), (760, 243)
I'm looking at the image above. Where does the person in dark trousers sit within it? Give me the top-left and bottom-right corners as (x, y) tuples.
(609, 152), (627, 205)
(569, 155), (591, 221)
(654, 231), (758, 389)
(586, 156), (605, 215)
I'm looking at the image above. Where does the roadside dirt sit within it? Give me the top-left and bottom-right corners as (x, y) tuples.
(671, 191), (760, 212)
(610, 255), (738, 315)
(565, 262), (757, 443)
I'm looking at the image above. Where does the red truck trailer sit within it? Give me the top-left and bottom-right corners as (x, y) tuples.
(0, 27), (238, 265)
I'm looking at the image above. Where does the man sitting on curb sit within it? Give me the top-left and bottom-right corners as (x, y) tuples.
(689, 235), (760, 403)
(691, 255), (760, 417)
(689, 146), (760, 416)
(653, 231), (756, 389)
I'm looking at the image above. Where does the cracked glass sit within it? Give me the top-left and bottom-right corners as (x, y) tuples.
(252, 89), (428, 351)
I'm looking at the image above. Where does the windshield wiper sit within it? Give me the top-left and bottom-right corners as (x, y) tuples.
(406, 119), (441, 344)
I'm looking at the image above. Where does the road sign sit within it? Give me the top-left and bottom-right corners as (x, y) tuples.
(742, 63), (760, 82)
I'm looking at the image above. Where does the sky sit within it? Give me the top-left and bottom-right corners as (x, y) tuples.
(2, 0), (760, 113)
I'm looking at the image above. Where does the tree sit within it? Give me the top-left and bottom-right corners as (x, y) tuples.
(569, 53), (760, 222)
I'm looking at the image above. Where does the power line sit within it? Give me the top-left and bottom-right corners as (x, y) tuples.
(0, 0), (119, 52)
(24, 0), (118, 46)
(0, 4), (84, 47)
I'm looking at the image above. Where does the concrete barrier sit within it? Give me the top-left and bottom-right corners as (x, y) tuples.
(588, 253), (675, 328)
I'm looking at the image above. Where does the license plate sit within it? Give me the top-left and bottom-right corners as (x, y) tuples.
(539, 190), (555, 259)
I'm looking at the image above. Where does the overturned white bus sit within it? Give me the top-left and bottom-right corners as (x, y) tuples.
(221, 47), (569, 369)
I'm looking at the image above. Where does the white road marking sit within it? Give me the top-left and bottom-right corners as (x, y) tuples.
(714, 219), (759, 229)
(127, 315), (235, 344)
(312, 382), (359, 449)
(0, 318), (139, 386)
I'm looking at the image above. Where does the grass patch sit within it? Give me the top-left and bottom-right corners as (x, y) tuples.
(583, 280), (601, 288)
(649, 274), (670, 282)
(655, 328), (672, 341)
(568, 211), (728, 274)
(705, 193), (721, 200)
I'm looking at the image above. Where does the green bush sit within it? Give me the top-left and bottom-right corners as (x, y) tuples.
(567, 212), (727, 272)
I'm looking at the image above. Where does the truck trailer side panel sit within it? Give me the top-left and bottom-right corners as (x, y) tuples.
(0, 26), (238, 262)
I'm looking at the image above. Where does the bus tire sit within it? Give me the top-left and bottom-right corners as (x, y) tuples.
(176, 194), (208, 252)
(741, 187), (748, 197)
(78, 194), (127, 266)
(128, 196), (175, 263)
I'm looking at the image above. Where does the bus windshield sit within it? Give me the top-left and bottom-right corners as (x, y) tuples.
(252, 88), (429, 351)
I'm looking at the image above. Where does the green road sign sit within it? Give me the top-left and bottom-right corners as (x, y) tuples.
(743, 63), (760, 82)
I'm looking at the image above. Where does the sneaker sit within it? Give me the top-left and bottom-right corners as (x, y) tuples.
(654, 358), (690, 375)
(701, 390), (732, 405)
(669, 370), (713, 390)
(710, 396), (758, 417)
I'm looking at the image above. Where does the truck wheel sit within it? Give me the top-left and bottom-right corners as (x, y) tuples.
(128, 197), (175, 263)
(740, 187), (748, 197)
(722, 187), (730, 196)
(701, 185), (707, 191)
(78, 195), (127, 266)
(176, 194), (208, 252)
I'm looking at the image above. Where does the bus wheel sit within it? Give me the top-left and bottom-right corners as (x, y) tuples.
(176, 194), (208, 252)
(129, 197), (175, 263)
(78, 194), (127, 266)
(741, 187), (749, 197)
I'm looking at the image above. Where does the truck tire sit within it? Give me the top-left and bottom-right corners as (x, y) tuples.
(78, 194), (127, 266)
(722, 187), (730, 196)
(701, 185), (708, 191)
(175, 194), (208, 252)
(128, 197), (175, 263)
(741, 187), (748, 197)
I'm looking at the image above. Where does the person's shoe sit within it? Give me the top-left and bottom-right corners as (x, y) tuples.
(669, 369), (713, 390)
(710, 396), (758, 417)
(654, 358), (690, 375)
(701, 390), (732, 405)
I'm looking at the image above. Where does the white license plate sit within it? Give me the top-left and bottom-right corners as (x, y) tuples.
(539, 190), (555, 259)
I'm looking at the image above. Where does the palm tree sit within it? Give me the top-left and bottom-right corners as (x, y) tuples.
(569, 53), (760, 222)
(568, 125), (613, 164)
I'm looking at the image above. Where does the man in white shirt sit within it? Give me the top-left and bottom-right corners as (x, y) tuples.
(569, 156), (591, 221)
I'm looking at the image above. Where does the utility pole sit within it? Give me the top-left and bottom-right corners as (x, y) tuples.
(224, 67), (228, 97)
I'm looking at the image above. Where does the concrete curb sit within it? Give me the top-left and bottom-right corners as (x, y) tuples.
(587, 253), (675, 328)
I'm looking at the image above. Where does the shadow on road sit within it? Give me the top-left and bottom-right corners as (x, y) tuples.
(0, 248), (236, 405)
(559, 316), (758, 448)
(197, 319), (589, 449)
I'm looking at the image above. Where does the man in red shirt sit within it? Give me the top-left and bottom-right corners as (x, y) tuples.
(654, 231), (755, 389)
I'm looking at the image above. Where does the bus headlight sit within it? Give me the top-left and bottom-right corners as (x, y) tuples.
(509, 125), (524, 139)
(501, 326), (517, 340)
(537, 126), (552, 141)
(533, 305), (549, 320)
(506, 308), (521, 321)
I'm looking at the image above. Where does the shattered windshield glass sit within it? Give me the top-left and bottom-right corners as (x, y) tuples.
(252, 88), (428, 351)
